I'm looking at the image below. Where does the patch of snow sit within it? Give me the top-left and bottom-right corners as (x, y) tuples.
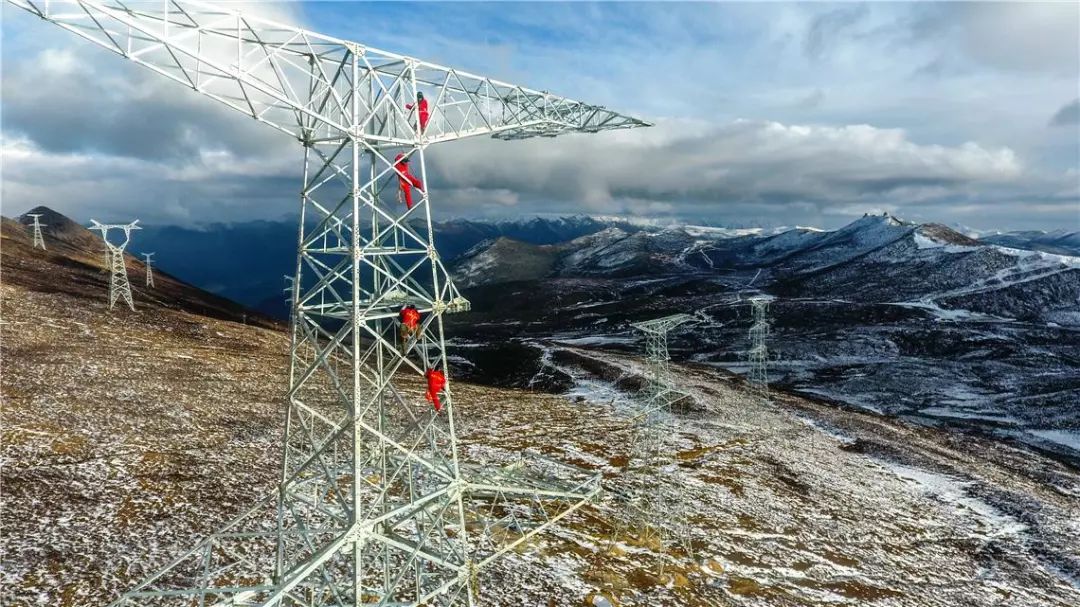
(793, 387), (886, 414)
(888, 300), (1004, 322)
(794, 414), (857, 446)
(885, 463), (1027, 538)
(919, 407), (1019, 425)
(913, 232), (978, 253)
(552, 336), (636, 347)
(1027, 429), (1080, 453)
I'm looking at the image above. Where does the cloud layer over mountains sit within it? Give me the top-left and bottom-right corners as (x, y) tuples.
(2, 2), (1076, 230)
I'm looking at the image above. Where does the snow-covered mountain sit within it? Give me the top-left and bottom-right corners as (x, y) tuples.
(978, 229), (1080, 257)
(446, 213), (1080, 465)
(453, 213), (1080, 325)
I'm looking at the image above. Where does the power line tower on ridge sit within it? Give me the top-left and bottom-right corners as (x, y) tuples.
(747, 296), (772, 398)
(11, 1), (651, 605)
(616, 314), (696, 564)
(89, 219), (140, 312)
(27, 213), (47, 250)
(141, 253), (155, 288)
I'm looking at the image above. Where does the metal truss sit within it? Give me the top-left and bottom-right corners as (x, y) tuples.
(610, 314), (696, 565)
(7, 0), (647, 148)
(631, 313), (695, 417)
(141, 252), (155, 287)
(89, 219), (140, 311)
(27, 213), (47, 250)
(747, 296), (771, 397)
(11, 1), (650, 605)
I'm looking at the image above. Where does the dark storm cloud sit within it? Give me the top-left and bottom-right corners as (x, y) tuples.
(1049, 99), (1080, 127)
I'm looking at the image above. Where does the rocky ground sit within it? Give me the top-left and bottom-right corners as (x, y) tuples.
(3, 219), (1080, 606)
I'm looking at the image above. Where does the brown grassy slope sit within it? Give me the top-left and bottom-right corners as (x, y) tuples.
(4, 210), (280, 329)
(2, 218), (1080, 607)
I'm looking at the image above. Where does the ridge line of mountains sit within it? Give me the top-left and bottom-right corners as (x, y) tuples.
(11, 207), (1078, 321)
(7, 205), (1079, 464)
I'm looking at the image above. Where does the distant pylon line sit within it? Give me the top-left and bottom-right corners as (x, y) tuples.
(142, 253), (155, 288)
(89, 220), (140, 312)
(27, 213), (46, 250)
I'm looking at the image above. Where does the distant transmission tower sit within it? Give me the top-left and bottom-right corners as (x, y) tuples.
(633, 314), (695, 416)
(89, 220), (140, 311)
(27, 213), (46, 250)
(282, 274), (293, 304)
(12, 1), (650, 604)
(141, 253), (155, 288)
(614, 314), (696, 563)
(747, 296), (772, 397)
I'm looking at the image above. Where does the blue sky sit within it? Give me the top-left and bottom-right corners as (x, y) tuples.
(3, 1), (1078, 231)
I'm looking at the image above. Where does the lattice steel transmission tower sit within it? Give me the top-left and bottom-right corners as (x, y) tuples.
(633, 314), (695, 416)
(89, 220), (140, 312)
(141, 253), (155, 288)
(27, 213), (47, 250)
(617, 314), (696, 558)
(10, 1), (650, 605)
(747, 296), (772, 396)
(283, 274), (294, 304)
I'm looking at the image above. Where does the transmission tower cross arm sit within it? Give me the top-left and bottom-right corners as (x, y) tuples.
(8, 0), (651, 145)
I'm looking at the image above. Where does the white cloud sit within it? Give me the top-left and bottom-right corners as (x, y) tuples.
(1, 1), (1076, 232)
(427, 119), (1026, 213)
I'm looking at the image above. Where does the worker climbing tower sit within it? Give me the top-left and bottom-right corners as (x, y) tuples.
(747, 296), (772, 397)
(27, 213), (47, 250)
(89, 219), (140, 312)
(141, 253), (155, 288)
(617, 314), (696, 559)
(9, 1), (650, 605)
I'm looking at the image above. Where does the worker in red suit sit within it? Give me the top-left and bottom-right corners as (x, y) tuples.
(399, 304), (422, 351)
(393, 153), (424, 210)
(425, 368), (446, 412)
(405, 91), (430, 133)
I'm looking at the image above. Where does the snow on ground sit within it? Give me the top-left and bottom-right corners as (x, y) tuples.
(551, 335), (637, 347)
(918, 406), (1021, 425)
(887, 300), (1005, 322)
(1027, 429), (1080, 454)
(5, 278), (1080, 606)
(883, 462), (1028, 539)
(913, 232), (979, 252)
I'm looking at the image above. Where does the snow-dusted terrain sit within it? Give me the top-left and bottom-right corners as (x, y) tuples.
(5, 209), (1080, 607)
(447, 213), (1080, 466)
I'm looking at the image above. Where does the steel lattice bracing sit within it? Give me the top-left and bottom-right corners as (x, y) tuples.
(631, 313), (695, 416)
(7, 0), (648, 147)
(27, 213), (47, 250)
(141, 252), (155, 287)
(89, 220), (139, 311)
(10, 1), (650, 605)
(615, 314), (696, 562)
(747, 296), (771, 397)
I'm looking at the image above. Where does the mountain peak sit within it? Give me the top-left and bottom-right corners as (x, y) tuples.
(17, 205), (81, 229)
(916, 223), (979, 247)
(852, 212), (908, 228)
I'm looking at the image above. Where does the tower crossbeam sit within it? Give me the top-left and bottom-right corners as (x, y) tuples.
(8, 0), (648, 147)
